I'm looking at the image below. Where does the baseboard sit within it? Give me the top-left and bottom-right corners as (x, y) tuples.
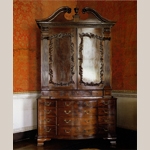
(13, 92), (40, 133)
(13, 129), (37, 142)
(116, 127), (137, 138)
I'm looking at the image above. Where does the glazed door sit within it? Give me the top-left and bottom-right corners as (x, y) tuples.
(77, 28), (104, 90)
(43, 27), (77, 90)
(49, 28), (77, 90)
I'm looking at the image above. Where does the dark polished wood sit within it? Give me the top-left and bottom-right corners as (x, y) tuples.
(36, 6), (117, 146)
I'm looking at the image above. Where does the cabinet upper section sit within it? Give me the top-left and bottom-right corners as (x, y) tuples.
(36, 6), (116, 30)
(36, 6), (116, 96)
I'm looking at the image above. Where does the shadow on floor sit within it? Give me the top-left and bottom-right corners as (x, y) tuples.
(13, 128), (137, 150)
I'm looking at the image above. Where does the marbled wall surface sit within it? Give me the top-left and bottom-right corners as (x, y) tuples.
(13, 0), (137, 92)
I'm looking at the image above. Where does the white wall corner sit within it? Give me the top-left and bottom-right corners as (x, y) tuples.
(13, 92), (41, 133)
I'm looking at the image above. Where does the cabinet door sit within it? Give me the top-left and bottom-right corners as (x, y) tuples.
(77, 28), (104, 90)
(47, 28), (77, 90)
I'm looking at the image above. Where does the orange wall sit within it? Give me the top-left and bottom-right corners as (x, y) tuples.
(13, 0), (77, 92)
(13, 0), (137, 92)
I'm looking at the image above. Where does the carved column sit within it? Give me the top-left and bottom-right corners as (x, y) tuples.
(103, 27), (112, 97)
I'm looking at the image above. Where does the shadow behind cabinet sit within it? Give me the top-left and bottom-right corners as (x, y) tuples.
(36, 7), (117, 146)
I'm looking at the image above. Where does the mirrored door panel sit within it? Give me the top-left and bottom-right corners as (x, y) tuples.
(78, 28), (104, 89)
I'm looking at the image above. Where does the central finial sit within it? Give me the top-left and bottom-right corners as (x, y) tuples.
(73, 7), (79, 21)
(74, 7), (79, 15)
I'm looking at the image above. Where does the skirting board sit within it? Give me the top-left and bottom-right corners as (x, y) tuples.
(13, 92), (40, 133)
(112, 91), (137, 131)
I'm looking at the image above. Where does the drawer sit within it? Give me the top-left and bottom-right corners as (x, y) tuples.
(38, 125), (56, 136)
(58, 126), (97, 136)
(75, 100), (97, 108)
(92, 91), (103, 96)
(49, 91), (92, 97)
(57, 101), (74, 108)
(38, 99), (56, 107)
(98, 124), (116, 135)
(38, 116), (56, 125)
(98, 99), (116, 107)
(57, 100), (97, 108)
(38, 107), (56, 116)
(98, 116), (115, 124)
(98, 107), (115, 115)
(57, 107), (97, 117)
(58, 117), (97, 126)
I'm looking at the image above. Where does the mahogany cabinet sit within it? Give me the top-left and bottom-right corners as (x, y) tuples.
(36, 6), (117, 146)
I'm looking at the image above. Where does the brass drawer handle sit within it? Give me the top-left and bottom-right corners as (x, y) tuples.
(64, 129), (70, 133)
(44, 119), (51, 122)
(83, 129), (90, 133)
(44, 110), (51, 114)
(76, 128), (80, 132)
(104, 120), (108, 123)
(44, 102), (51, 106)
(84, 120), (90, 123)
(64, 110), (71, 114)
(84, 102), (90, 106)
(65, 102), (71, 106)
(84, 110), (90, 114)
(103, 102), (108, 105)
(45, 128), (51, 132)
(64, 119), (71, 124)
(103, 110), (108, 114)
(103, 128), (108, 132)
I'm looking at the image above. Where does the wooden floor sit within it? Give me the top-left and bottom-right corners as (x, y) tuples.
(13, 128), (137, 150)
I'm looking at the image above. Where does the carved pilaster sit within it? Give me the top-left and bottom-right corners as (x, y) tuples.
(103, 27), (112, 94)
(103, 27), (111, 39)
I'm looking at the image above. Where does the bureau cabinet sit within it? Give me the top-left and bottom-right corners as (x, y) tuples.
(36, 6), (117, 146)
